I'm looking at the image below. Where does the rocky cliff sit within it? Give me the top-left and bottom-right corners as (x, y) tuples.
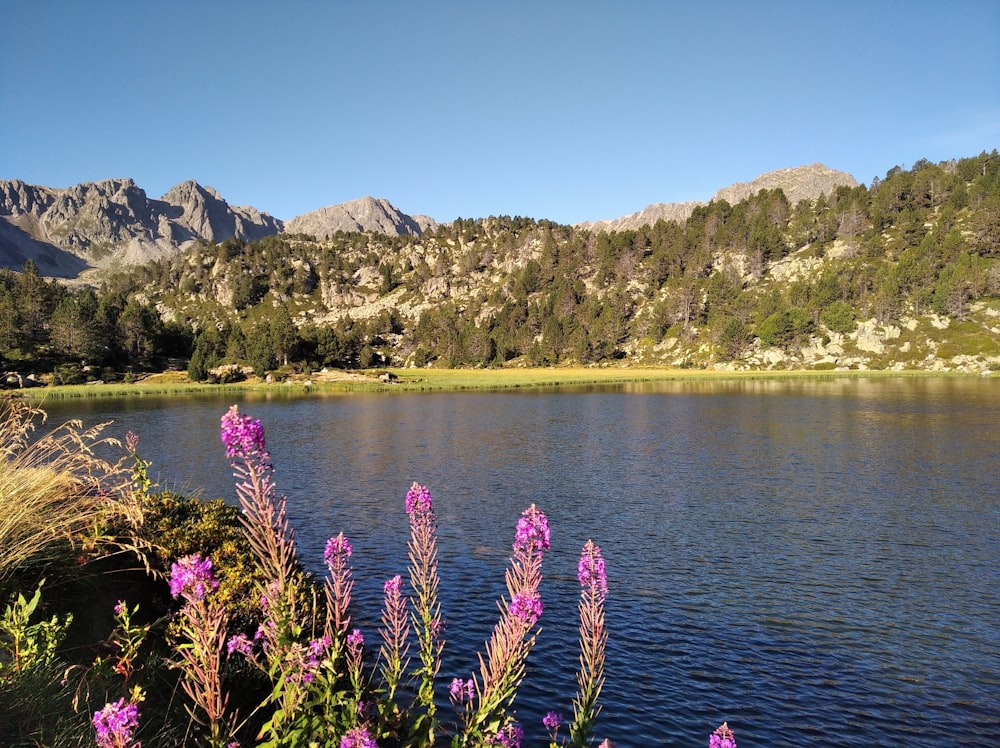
(579, 163), (858, 233)
(0, 178), (283, 278)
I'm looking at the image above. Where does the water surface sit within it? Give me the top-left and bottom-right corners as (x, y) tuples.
(44, 377), (1000, 746)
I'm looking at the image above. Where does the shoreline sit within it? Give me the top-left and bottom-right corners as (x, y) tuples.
(6, 366), (991, 402)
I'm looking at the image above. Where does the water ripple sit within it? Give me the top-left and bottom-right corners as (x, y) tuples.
(44, 379), (1000, 746)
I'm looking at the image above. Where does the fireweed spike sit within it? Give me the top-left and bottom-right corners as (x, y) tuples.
(570, 539), (608, 748)
(406, 482), (444, 744)
(460, 504), (549, 745)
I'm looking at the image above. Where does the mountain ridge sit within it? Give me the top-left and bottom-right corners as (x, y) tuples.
(1, 163), (857, 280)
(0, 178), (283, 278)
(578, 163), (857, 233)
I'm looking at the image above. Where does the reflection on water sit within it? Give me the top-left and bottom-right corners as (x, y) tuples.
(42, 377), (1000, 746)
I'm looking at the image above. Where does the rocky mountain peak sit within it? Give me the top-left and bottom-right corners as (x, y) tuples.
(285, 196), (433, 237)
(578, 163), (858, 233)
(0, 178), (283, 277)
(158, 180), (283, 244)
(711, 163), (858, 205)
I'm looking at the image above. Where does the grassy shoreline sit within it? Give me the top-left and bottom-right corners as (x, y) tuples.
(6, 366), (987, 402)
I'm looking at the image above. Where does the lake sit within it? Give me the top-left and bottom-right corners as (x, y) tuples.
(42, 376), (1000, 746)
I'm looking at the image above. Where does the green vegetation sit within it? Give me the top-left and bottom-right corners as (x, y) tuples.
(3, 152), (1000, 385)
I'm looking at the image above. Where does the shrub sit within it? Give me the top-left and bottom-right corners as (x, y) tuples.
(820, 300), (857, 333)
(757, 307), (815, 348)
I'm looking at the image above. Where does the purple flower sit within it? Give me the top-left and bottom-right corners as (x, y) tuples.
(347, 628), (365, 650)
(220, 405), (266, 458)
(543, 711), (563, 732)
(93, 698), (139, 748)
(578, 541), (608, 598)
(709, 722), (737, 748)
(490, 723), (524, 748)
(340, 725), (378, 748)
(283, 638), (327, 684)
(449, 677), (475, 702)
(227, 632), (255, 657)
(113, 600), (126, 617)
(169, 553), (219, 602)
(301, 636), (330, 680)
(405, 481), (433, 515)
(324, 533), (353, 567)
(513, 504), (550, 555)
(509, 591), (543, 625)
(383, 574), (402, 595)
(310, 635), (332, 658)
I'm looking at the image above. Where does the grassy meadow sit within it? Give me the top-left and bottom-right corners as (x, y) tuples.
(10, 365), (977, 403)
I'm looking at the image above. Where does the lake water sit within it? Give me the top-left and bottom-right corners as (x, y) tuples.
(42, 377), (1000, 746)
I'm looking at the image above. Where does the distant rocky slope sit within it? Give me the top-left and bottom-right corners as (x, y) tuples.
(711, 163), (858, 205)
(576, 201), (704, 234)
(0, 179), (437, 279)
(579, 163), (858, 233)
(0, 178), (283, 278)
(285, 196), (436, 237)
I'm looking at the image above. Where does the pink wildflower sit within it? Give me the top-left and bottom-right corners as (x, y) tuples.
(709, 722), (737, 748)
(169, 553), (219, 603)
(93, 698), (139, 748)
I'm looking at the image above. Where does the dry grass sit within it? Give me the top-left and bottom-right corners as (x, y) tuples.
(0, 399), (128, 577)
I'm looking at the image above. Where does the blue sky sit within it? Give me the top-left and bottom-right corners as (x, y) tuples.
(2, 1), (998, 225)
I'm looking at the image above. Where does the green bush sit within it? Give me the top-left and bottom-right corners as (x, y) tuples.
(128, 491), (263, 625)
(757, 307), (815, 348)
(820, 300), (857, 333)
(52, 363), (85, 386)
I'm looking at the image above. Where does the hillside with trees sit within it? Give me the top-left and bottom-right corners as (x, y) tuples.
(2, 152), (999, 385)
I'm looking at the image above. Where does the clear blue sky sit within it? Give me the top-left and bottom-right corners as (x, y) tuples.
(2, 1), (998, 225)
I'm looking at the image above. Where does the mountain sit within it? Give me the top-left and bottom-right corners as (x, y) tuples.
(0, 179), (439, 279)
(285, 196), (436, 237)
(579, 163), (858, 233)
(159, 181), (283, 245)
(576, 201), (703, 234)
(0, 164), (856, 280)
(0, 178), (283, 278)
(711, 163), (858, 205)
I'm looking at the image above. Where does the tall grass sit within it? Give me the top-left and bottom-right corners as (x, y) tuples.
(0, 399), (126, 578)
